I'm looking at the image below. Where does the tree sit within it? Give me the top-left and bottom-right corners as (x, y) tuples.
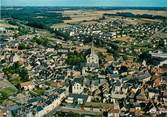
(18, 26), (29, 36)
(18, 43), (30, 50)
(119, 66), (128, 73)
(66, 51), (85, 65)
(138, 52), (152, 64)
(27, 20), (46, 29)
(32, 36), (49, 46)
(19, 68), (29, 82)
(3, 62), (29, 82)
(8, 20), (18, 26)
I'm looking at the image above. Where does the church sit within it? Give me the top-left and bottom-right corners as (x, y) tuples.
(82, 41), (99, 75)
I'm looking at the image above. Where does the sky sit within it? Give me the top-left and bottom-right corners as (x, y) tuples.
(1, 0), (167, 7)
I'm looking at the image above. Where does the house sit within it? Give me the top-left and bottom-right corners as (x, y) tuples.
(53, 76), (65, 87)
(65, 94), (88, 105)
(44, 88), (56, 96)
(7, 105), (26, 117)
(121, 83), (129, 94)
(160, 76), (167, 85)
(136, 93), (147, 102)
(67, 69), (81, 77)
(149, 106), (157, 114)
(129, 108), (144, 116)
(28, 97), (44, 105)
(163, 95), (167, 104)
(148, 88), (160, 99)
(35, 88), (68, 117)
(134, 70), (151, 82)
(21, 81), (35, 90)
(111, 93), (126, 100)
(113, 79), (122, 93)
(0, 73), (4, 79)
(158, 66), (167, 74)
(12, 53), (20, 62)
(65, 97), (74, 104)
(158, 59), (167, 67)
(0, 110), (3, 117)
(108, 109), (120, 117)
(150, 52), (167, 59)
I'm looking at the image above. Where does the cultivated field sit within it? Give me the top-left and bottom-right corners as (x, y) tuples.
(51, 9), (167, 28)
(0, 20), (18, 28)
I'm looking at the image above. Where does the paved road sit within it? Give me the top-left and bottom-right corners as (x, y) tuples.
(45, 106), (102, 117)
(150, 26), (167, 39)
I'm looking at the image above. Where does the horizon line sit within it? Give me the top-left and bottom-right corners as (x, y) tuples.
(1, 6), (167, 8)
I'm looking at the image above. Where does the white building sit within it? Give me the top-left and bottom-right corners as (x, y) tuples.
(13, 53), (20, 62)
(72, 82), (83, 94)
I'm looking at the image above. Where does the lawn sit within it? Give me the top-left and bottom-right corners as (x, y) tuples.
(0, 87), (17, 97)
(0, 79), (18, 103)
(33, 88), (45, 96)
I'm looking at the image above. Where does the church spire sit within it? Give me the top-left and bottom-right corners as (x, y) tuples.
(91, 41), (94, 55)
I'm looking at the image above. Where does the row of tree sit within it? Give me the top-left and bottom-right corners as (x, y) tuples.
(104, 12), (167, 20)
